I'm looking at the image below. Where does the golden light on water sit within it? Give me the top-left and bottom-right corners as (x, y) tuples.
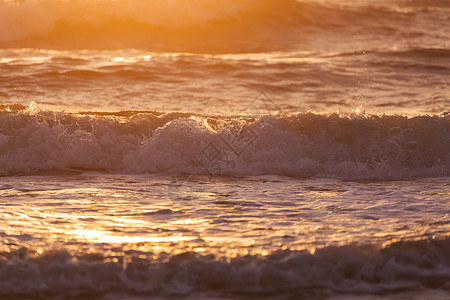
(0, 0), (449, 296)
(69, 229), (191, 244)
(0, 0), (306, 52)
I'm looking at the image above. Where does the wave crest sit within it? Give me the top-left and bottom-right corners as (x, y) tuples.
(1, 105), (449, 179)
(0, 0), (423, 52)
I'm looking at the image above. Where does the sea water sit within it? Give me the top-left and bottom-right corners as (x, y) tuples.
(0, 0), (449, 299)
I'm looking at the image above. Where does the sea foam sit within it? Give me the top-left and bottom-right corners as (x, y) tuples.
(0, 237), (448, 298)
(1, 105), (448, 179)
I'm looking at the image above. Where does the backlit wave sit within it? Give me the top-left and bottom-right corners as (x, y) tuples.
(0, 0), (438, 52)
(1, 104), (449, 179)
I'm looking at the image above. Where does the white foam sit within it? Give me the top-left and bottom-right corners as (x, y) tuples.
(0, 108), (449, 179)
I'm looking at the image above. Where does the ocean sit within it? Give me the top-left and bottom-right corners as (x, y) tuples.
(0, 0), (449, 299)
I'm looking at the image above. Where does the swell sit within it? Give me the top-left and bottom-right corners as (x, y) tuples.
(0, 237), (449, 298)
(0, 105), (449, 179)
(0, 0), (435, 52)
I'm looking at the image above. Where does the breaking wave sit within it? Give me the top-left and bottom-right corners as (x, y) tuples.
(0, 0), (439, 52)
(1, 104), (449, 179)
(0, 237), (449, 298)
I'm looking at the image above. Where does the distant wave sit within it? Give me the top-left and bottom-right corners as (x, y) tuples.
(0, 0), (439, 52)
(1, 104), (449, 179)
(4, 47), (450, 79)
(0, 237), (448, 298)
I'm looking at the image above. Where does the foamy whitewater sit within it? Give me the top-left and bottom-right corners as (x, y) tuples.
(0, 0), (449, 299)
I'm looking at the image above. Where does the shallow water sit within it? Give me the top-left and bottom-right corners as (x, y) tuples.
(1, 174), (449, 298)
